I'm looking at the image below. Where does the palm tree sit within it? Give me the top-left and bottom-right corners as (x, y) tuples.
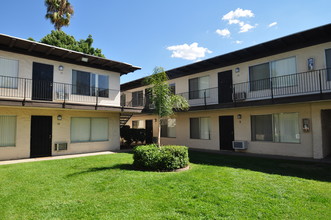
(45, 0), (74, 31)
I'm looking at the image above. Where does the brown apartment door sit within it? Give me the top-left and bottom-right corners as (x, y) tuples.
(145, 120), (153, 144)
(30, 116), (52, 158)
(218, 70), (233, 103)
(219, 116), (234, 151)
(32, 62), (54, 101)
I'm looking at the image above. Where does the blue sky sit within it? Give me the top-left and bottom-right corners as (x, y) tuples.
(0, 0), (331, 83)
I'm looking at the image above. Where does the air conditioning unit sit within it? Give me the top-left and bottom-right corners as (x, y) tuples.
(56, 92), (69, 100)
(233, 92), (246, 101)
(232, 141), (248, 150)
(55, 143), (68, 151)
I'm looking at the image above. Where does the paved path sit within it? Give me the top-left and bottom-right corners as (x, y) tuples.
(0, 151), (117, 166)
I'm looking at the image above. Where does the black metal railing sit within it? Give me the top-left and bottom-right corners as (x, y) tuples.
(233, 68), (331, 101)
(120, 91), (145, 108)
(120, 68), (331, 109)
(177, 87), (219, 106)
(0, 75), (120, 107)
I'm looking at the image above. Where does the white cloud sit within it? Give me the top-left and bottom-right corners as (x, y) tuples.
(239, 23), (255, 33)
(220, 8), (256, 34)
(216, 28), (230, 37)
(222, 8), (254, 24)
(234, 40), (243, 44)
(167, 42), (212, 61)
(268, 22), (277, 28)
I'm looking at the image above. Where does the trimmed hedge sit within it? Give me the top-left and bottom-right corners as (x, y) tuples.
(133, 145), (189, 171)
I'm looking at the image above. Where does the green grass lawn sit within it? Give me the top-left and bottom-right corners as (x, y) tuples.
(0, 151), (330, 219)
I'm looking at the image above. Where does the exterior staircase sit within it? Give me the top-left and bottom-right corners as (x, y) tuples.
(120, 113), (133, 128)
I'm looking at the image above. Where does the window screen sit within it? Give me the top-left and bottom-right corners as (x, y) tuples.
(249, 63), (270, 91)
(251, 115), (273, 141)
(0, 57), (18, 88)
(71, 117), (109, 142)
(0, 116), (16, 146)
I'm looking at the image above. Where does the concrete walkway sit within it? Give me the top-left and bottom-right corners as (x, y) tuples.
(0, 151), (118, 166)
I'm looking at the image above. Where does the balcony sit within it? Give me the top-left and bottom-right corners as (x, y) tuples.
(0, 75), (123, 111)
(121, 68), (331, 111)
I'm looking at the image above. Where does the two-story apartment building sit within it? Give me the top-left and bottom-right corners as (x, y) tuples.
(0, 34), (140, 161)
(121, 24), (331, 159)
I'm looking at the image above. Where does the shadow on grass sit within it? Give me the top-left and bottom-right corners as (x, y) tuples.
(189, 151), (331, 182)
(67, 163), (134, 177)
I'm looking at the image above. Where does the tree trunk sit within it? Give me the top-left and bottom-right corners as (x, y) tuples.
(158, 115), (161, 147)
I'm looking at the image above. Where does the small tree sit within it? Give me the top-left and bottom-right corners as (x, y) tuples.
(144, 67), (189, 146)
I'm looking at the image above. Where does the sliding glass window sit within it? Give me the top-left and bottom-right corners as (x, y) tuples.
(0, 116), (16, 147)
(71, 117), (109, 142)
(251, 113), (299, 143)
(190, 117), (210, 140)
(0, 57), (19, 89)
(72, 70), (109, 97)
(189, 76), (210, 99)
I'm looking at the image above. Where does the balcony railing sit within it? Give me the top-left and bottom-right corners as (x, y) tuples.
(120, 92), (146, 108)
(120, 68), (331, 109)
(0, 75), (120, 108)
(233, 68), (331, 102)
(177, 87), (219, 106)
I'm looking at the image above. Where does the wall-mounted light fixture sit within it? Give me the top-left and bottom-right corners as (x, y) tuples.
(81, 57), (88, 62)
(58, 65), (64, 71)
(235, 67), (240, 73)
(57, 115), (62, 120)
(154, 118), (157, 122)
(237, 114), (242, 119)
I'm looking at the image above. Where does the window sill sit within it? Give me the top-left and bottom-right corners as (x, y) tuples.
(251, 140), (300, 144)
(190, 138), (211, 140)
(71, 139), (109, 144)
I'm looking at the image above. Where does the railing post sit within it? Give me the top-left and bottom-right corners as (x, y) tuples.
(319, 69), (323, 98)
(204, 89), (207, 107)
(270, 77), (274, 103)
(95, 88), (99, 110)
(62, 83), (66, 108)
(233, 85), (236, 107)
(22, 78), (26, 106)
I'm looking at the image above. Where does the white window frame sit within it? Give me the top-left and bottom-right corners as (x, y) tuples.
(190, 117), (211, 140)
(72, 70), (109, 97)
(0, 57), (19, 89)
(189, 76), (210, 99)
(70, 117), (109, 143)
(132, 120), (144, 129)
(0, 115), (17, 147)
(251, 112), (300, 143)
(161, 118), (176, 138)
(249, 57), (297, 91)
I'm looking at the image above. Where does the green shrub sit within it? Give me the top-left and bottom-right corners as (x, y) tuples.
(133, 145), (189, 171)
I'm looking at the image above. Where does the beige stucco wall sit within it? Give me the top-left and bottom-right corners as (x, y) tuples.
(0, 50), (121, 106)
(126, 101), (331, 158)
(0, 106), (120, 161)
